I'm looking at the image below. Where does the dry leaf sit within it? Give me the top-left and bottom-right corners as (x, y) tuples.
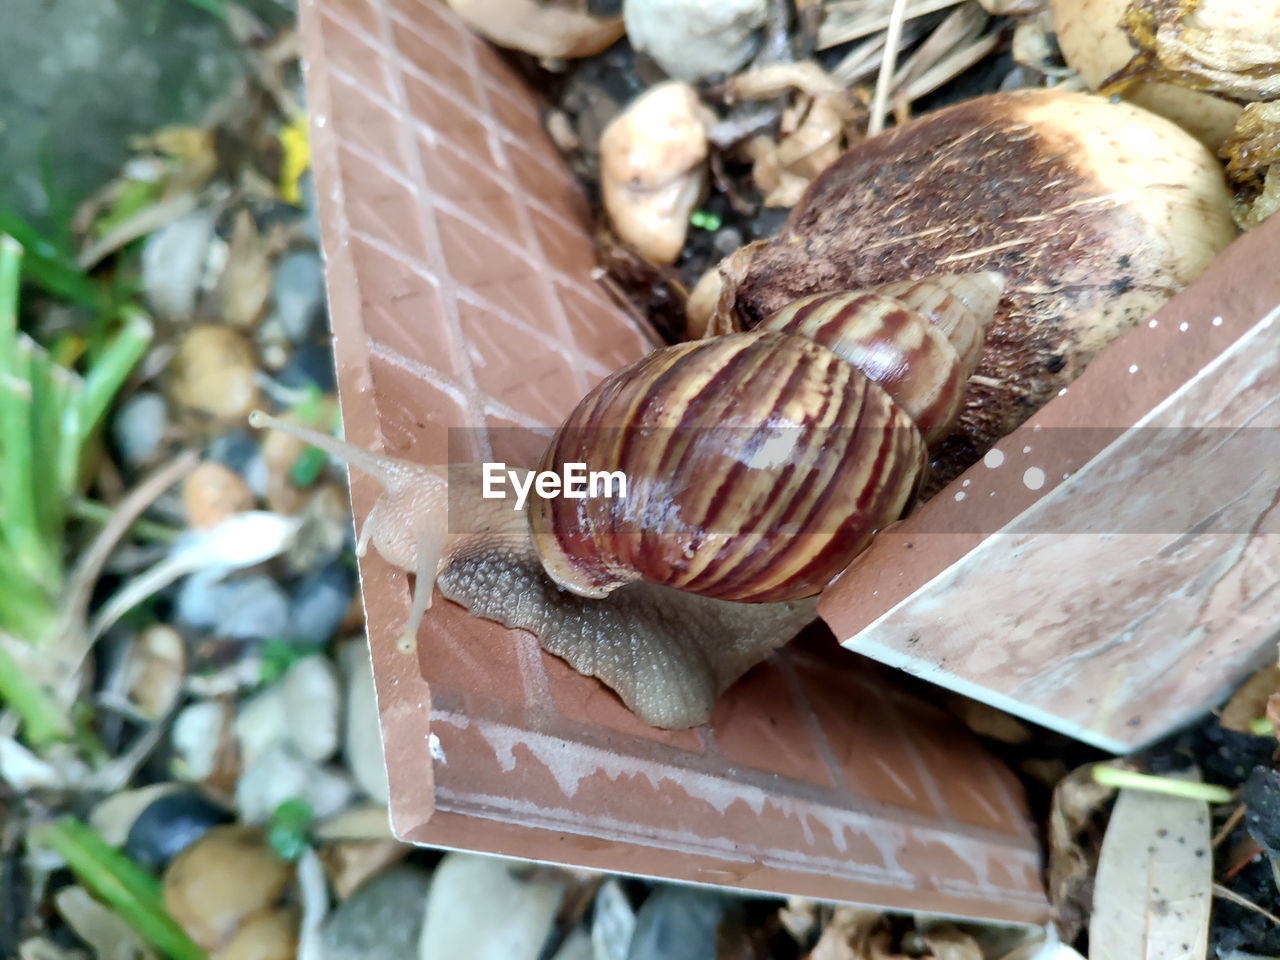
(1048, 761), (1125, 943)
(1219, 664), (1280, 734)
(808, 907), (882, 959)
(728, 61), (847, 101)
(1088, 769), (1212, 959)
(55, 886), (159, 960)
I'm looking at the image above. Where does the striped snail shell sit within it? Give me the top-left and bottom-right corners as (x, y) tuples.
(530, 272), (1004, 604)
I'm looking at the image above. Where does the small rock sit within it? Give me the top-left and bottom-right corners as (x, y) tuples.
(281, 655), (342, 761)
(341, 640), (390, 804)
(553, 929), (594, 960)
(419, 853), (564, 960)
(278, 340), (338, 392)
(592, 879), (636, 960)
(126, 624), (187, 719)
(163, 825), (293, 953)
(445, 0), (624, 59)
(178, 574), (291, 640)
(183, 461), (255, 529)
(142, 210), (217, 320)
(284, 484), (352, 574)
(271, 249), (327, 344)
(113, 391), (167, 465)
(172, 700), (233, 783)
(235, 654), (340, 765)
(235, 743), (354, 824)
(206, 429), (260, 476)
(218, 906), (300, 960)
(124, 789), (234, 871)
(262, 423), (309, 515)
(625, 887), (725, 960)
(289, 563), (356, 645)
(171, 324), (261, 422)
(624, 0), (767, 82)
(600, 81), (708, 265)
(320, 867), (431, 960)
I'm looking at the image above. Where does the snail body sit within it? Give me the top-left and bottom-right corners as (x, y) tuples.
(248, 271), (1002, 728)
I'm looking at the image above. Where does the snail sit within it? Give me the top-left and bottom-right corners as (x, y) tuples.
(249, 271), (1003, 728)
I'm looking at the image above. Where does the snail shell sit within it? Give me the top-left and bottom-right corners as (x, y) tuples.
(531, 271), (1003, 603)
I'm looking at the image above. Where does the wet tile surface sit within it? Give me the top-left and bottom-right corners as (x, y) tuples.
(300, 0), (1047, 922)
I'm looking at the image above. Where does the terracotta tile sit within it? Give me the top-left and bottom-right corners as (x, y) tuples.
(327, 74), (407, 172)
(484, 412), (555, 466)
(319, 9), (390, 101)
(531, 206), (598, 278)
(326, 0), (379, 36)
(458, 298), (583, 425)
(340, 146), (426, 254)
(417, 601), (535, 707)
(404, 71), (494, 163)
(507, 139), (588, 223)
(388, 0), (470, 50)
(542, 653), (705, 752)
(390, 18), (480, 103)
(792, 662), (943, 818)
(709, 661), (836, 788)
(556, 281), (649, 372)
(488, 86), (551, 152)
(368, 350), (476, 461)
(435, 210), (528, 289)
(419, 135), (509, 203)
(348, 236), (462, 378)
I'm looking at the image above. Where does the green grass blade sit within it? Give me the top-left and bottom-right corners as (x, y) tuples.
(0, 635), (71, 745)
(0, 235), (19, 372)
(58, 377), (84, 500)
(24, 339), (68, 541)
(0, 217), (99, 309)
(30, 818), (207, 960)
(78, 306), (152, 443)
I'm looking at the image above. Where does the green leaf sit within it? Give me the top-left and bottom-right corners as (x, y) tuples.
(268, 798), (314, 862)
(0, 637), (71, 745)
(29, 818), (207, 960)
(289, 445), (327, 487)
(78, 305), (152, 443)
(258, 640), (326, 686)
(0, 215), (100, 309)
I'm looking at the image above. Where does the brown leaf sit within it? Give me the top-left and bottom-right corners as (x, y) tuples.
(1219, 664), (1280, 734)
(1047, 761), (1126, 943)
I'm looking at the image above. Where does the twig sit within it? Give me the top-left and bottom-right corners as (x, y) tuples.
(899, 30), (1005, 102)
(868, 0), (911, 136)
(1213, 883), (1280, 926)
(1212, 803), (1246, 848)
(56, 450), (199, 663)
(1091, 764), (1235, 804)
(819, 0), (962, 49)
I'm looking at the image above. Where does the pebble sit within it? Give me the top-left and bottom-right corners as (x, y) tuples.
(418, 853), (563, 960)
(219, 906), (299, 960)
(172, 700), (232, 783)
(289, 563), (356, 645)
(113, 391), (167, 465)
(600, 81), (708, 265)
(126, 623), (186, 719)
(592, 879), (636, 960)
(444, 0), (625, 59)
(163, 825), (293, 952)
(183, 461), (255, 529)
(177, 574), (291, 640)
(624, 0), (767, 82)
(170, 324), (261, 422)
(262, 424), (309, 515)
(235, 742), (355, 824)
(625, 887), (725, 960)
(142, 210), (217, 320)
(278, 340), (338, 392)
(553, 929), (593, 960)
(124, 789), (234, 871)
(206, 428), (260, 476)
(320, 867), (432, 960)
(340, 639), (390, 804)
(271, 249), (327, 343)
(284, 484), (352, 574)
(235, 655), (341, 765)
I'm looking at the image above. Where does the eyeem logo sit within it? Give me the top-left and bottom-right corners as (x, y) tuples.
(482, 462), (628, 510)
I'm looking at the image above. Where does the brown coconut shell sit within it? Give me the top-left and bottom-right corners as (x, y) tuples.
(722, 89), (1237, 490)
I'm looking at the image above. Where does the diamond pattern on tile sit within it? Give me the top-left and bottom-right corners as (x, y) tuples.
(301, 0), (1047, 924)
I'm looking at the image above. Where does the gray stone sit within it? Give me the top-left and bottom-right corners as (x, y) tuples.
(341, 639), (390, 804)
(141, 210), (217, 320)
(113, 391), (167, 465)
(419, 853), (563, 960)
(554, 929), (594, 960)
(625, 888), (725, 960)
(176, 573), (290, 640)
(272, 249), (327, 342)
(321, 867), (432, 960)
(592, 879), (636, 960)
(0, 0), (242, 230)
(623, 0), (767, 82)
(234, 742), (354, 824)
(289, 563), (355, 645)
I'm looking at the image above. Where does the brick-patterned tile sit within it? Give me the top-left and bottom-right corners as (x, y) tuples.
(328, 74), (409, 178)
(404, 71), (494, 164)
(390, 18), (480, 103)
(319, 10), (391, 102)
(368, 350), (476, 461)
(341, 146), (427, 254)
